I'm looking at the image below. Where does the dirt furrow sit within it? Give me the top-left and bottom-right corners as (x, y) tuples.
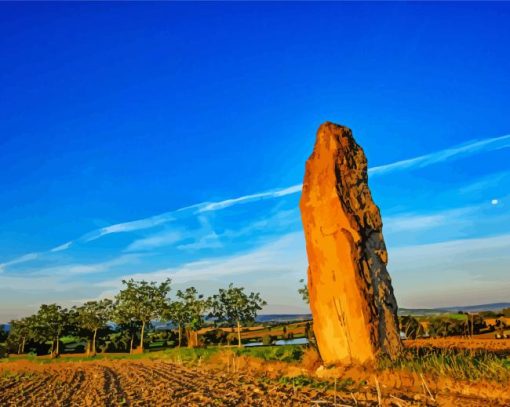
(101, 365), (130, 406)
(0, 371), (62, 406)
(140, 361), (340, 406)
(52, 368), (86, 406)
(66, 364), (108, 406)
(1, 358), (505, 406)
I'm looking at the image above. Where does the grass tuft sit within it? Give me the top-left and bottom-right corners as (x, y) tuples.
(379, 347), (510, 382)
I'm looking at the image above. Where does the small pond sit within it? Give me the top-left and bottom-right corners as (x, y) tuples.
(244, 337), (309, 347)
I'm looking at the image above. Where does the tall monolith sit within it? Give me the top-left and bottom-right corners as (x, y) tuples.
(300, 122), (401, 364)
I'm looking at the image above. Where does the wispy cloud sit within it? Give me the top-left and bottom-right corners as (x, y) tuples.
(0, 273), (81, 292)
(125, 230), (183, 252)
(82, 133), (510, 241)
(222, 208), (300, 239)
(0, 252), (39, 273)
(50, 241), (73, 252)
(176, 232), (222, 251)
(125, 215), (225, 253)
(175, 215), (222, 251)
(197, 184), (302, 212)
(458, 171), (510, 194)
(369, 134), (510, 176)
(87, 133), (509, 241)
(31, 254), (140, 276)
(3, 133), (509, 272)
(96, 232), (306, 289)
(83, 212), (178, 241)
(391, 233), (510, 307)
(83, 185), (301, 243)
(393, 233), (510, 260)
(384, 205), (479, 232)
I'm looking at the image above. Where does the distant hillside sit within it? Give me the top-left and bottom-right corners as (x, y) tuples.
(258, 304), (510, 321)
(398, 308), (441, 316)
(435, 302), (510, 313)
(399, 302), (510, 316)
(256, 314), (312, 323)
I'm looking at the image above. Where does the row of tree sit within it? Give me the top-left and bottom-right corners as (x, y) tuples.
(400, 314), (491, 339)
(6, 279), (266, 357)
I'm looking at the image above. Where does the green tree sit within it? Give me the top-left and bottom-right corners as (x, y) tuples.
(114, 279), (171, 352)
(6, 316), (36, 354)
(75, 299), (113, 355)
(479, 311), (498, 318)
(112, 305), (142, 353)
(428, 317), (465, 338)
(0, 324), (7, 343)
(176, 287), (209, 348)
(163, 300), (189, 347)
(467, 314), (486, 336)
(34, 304), (70, 357)
(210, 283), (266, 347)
(501, 307), (510, 318)
(298, 279), (309, 304)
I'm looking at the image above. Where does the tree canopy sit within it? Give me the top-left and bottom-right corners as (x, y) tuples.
(210, 283), (266, 347)
(34, 304), (71, 356)
(175, 287), (209, 347)
(298, 279), (309, 304)
(75, 299), (113, 355)
(114, 278), (171, 351)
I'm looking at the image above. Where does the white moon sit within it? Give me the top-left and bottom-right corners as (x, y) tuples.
(491, 199), (499, 205)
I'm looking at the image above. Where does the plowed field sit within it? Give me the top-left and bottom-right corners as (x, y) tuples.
(0, 359), (354, 406)
(2, 358), (509, 406)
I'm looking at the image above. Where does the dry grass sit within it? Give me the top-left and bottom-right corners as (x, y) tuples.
(2, 343), (510, 406)
(404, 337), (510, 352)
(380, 347), (510, 382)
(301, 347), (322, 371)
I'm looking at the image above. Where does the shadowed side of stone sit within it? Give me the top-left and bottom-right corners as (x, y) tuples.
(300, 122), (401, 364)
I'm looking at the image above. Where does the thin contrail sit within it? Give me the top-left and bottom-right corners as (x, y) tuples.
(1, 133), (509, 270)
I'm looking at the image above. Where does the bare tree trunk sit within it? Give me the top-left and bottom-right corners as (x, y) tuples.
(56, 336), (60, 357)
(237, 320), (242, 348)
(178, 324), (182, 348)
(186, 328), (191, 348)
(92, 328), (98, 355)
(21, 336), (26, 354)
(186, 329), (198, 348)
(130, 334), (134, 354)
(140, 321), (146, 352)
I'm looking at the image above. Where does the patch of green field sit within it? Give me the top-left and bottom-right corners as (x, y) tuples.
(444, 313), (468, 321)
(234, 345), (304, 362)
(0, 344), (309, 365)
(239, 321), (309, 337)
(60, 336), (81, 344)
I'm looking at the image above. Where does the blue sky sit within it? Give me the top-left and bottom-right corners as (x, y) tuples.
(1, 3), (509, 321)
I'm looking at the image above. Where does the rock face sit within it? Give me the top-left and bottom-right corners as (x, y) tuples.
(300, 122), (401, 364)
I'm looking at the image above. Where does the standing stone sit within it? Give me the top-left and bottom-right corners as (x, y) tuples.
(300, 122), (401, 364)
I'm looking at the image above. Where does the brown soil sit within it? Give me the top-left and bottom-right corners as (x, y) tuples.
(1, 354), (509, 406)
(0, 359), (348, 406)
(209, 351), (510, 407)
